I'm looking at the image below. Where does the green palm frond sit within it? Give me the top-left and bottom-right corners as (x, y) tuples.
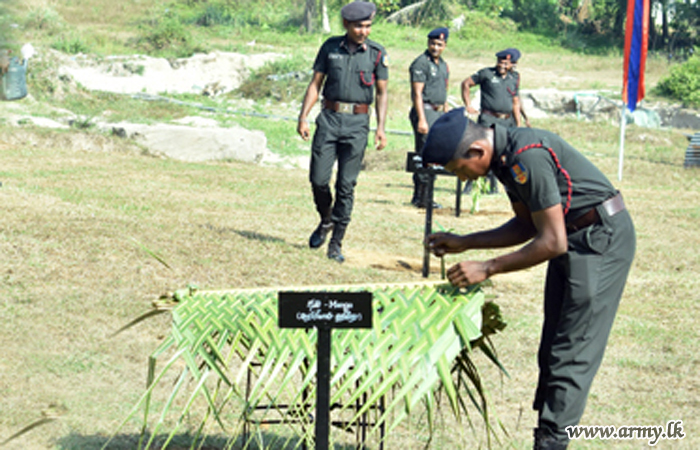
(109, 281), (507, 449)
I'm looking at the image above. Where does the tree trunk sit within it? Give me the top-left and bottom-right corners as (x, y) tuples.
(304, 0), (316, 33)
(648, 1), (658, 51)
(613, 0), (627, 36)
(661, 0), (669, 50)
(321, 0), (330, 33)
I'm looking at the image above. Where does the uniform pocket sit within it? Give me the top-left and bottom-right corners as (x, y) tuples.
(584, 222), (613, 254)
(328, 56), (345, 72)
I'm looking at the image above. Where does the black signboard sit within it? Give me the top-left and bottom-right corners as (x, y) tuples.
(278, 291), (373, 450)
(278, 291), (372, 329)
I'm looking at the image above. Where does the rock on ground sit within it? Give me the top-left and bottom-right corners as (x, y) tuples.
(58, 51), (283, 96)
(103, 120), (271, 164)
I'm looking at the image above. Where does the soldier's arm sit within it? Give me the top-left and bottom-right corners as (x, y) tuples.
(297, 71), (326, 140)
(411, 81), (429, 134)
(439, 202), (567, 286)
(480, 202), (567, 277)
(512, 95), (522, 127)
(461, 76), (478, 115)
(374, 78), (389, 150)
(520, 103), (531, 127)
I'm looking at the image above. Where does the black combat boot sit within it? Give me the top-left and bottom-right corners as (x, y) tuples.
(417, 182), (442, 209)
(327, 224), (346, 263)
(310, 184), (333, 248)
(533, 428), (568, 450)
(309, 221), (333, 249)
(411, 183), (424, 208)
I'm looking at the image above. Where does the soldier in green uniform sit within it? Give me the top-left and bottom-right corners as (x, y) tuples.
(297, 1), (389, 263)
(461, 48), (522, 193)
(408, 27), (450, 208)
(507, 48), (532, 127)
(422, 108), (636, 450)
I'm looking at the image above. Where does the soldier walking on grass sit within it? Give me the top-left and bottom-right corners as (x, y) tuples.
(461, 47), (522, 194)
(297, 1), (389, 263)
(408, 27), (450, 209)
(423, 108), (636, 450)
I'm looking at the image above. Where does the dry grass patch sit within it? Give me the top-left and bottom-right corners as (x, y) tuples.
(1, 113), (699, 449)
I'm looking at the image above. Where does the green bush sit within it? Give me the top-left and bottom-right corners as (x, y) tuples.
(195, 3), (237, 27)
(454, 10), (518, 43)
(503, 0), (559, 31)
(141, 14), (189, 49)
(186, 0), (303, 30)
(655, 54), (700, 107)
(51, 32), (91, 54)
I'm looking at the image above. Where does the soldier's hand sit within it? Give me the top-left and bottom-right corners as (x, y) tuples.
(375, 130), (387, 150)
(447, 261), (489, 287)
(417, 119), (429, 135)
(466, 105), (479, 116)
(297, 119), (310, 141)
(426, 232), (466, 257)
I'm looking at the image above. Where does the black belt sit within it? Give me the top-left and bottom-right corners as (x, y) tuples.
(566, 192), (626, 234)
(482, 109), (511, 119)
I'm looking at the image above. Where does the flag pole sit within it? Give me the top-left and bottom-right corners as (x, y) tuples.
(620, 0), (649, 182)
(618, 103), (627, 181)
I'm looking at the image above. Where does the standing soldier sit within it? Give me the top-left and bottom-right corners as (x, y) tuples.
(408, 27), (450, 209)
(461, 47), (522, 193)
(423, 108), (636, 450)
(297, 1), (389, 263)
(509, 48), (532, 128)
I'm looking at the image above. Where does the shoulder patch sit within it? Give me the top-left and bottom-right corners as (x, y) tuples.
(510, 162), (528, 184)
(382, 54), (390, 67)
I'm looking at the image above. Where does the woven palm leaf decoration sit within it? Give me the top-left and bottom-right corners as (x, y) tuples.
(110, 281), (506, 449)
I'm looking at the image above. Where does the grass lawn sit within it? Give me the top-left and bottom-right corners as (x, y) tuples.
(1, 117), (699, 449)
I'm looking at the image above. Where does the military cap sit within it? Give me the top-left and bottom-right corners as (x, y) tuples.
(341, 1), (377, 22)
(496, 47), (521, 63)
(422, 107), (470, 166)
(427, 27), (449, 41)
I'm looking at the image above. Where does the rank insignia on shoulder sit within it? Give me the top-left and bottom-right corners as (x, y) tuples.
(382, 54), (390, 67)
(511, 162), (528, 184)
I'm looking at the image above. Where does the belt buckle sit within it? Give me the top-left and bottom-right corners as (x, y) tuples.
(338, 102), (354, 114)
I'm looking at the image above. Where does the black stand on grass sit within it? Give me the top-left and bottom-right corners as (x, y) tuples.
(406, 152), (462, 277)
(278, 291), (373, 450)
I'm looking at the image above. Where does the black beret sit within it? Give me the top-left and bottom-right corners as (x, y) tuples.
(341, 1), (376, 22)
(422, 107), (470, 166)
(427, 27), (449, 41)
(496, 47), (521, 63)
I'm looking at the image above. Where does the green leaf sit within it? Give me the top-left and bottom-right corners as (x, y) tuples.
(123, 281), (505, 448)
